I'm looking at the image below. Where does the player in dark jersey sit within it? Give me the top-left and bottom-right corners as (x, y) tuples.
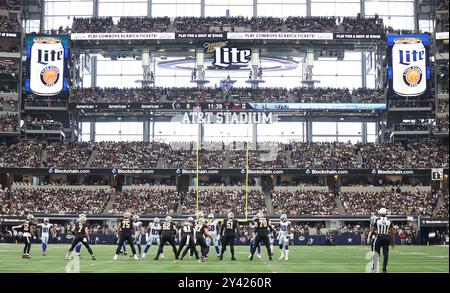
(219, 212), (239, 261)
(370, 208), (395, 273)
(12, 214), (35, 259)
(249, 216), (262, 258)
(113, 211), (139, 260)
(65, 214), (95, 260)
(154, 216), (178, 260)
(176, 217), (199, 260)
(367, 212), (377, 251)
(249, 212), (273, 261)
(194, 217), (212, 262)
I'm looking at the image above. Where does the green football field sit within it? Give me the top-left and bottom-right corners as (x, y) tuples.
(0, 244), (447, 273)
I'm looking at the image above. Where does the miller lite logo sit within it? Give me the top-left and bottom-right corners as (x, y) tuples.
(392, 37), (427, 97)
(212, 47), (251, 68)
(29, 37), (65, 96)
(203, 41), (228, 54)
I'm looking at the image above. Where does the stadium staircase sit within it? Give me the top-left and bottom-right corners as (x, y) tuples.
(86, 149), (98, 167)
(175, 197), (183, 214)
(156, 155), (165, 168)
(265, 191), (274, 215)
(433, 194), (446, 216)
(222, 151), (230, 168)
(285, 150), (294, 167)
(40, 149), (48, 167)
(356, 150), (363, 167)
(103, 191), (119, 214)
(405, 150), (412, 168)
(288, 93), (296, 103)
(334, 195), (346, 215)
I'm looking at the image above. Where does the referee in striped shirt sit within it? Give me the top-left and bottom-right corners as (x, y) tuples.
(369, 208), (395, 273)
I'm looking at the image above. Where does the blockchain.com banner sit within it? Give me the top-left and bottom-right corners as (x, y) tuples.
(0, 167), (443, 176)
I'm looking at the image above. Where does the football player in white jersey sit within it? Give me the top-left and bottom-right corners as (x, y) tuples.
(206, 214), (221, 257)
(141, 217), (164, 259)
(38, 218), (53, 256)
(277, 214), (291, 260)
(132, 214), (144, 256)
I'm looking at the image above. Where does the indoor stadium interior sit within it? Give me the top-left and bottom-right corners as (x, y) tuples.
(0, 0), (448, 273)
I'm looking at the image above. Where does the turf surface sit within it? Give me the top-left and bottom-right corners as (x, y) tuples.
(0, 244), (447, 273)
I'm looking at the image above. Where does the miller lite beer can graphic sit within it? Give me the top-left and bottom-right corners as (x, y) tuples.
(392, 38), (427, 97)
(29, 37), (64, 96)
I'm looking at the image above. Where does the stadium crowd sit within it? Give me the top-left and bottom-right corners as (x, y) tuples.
(0, 15), (19, 32)
(229, 148), (288, 168)
(23, 96), (68, 108)
(43, 142), (94, 168)
(0, 113), (18, 132)
(339, 190), (437, 216)
(67, 16), (386, 35)
(0, 95), (18, 112)
(108, 189), (179, 215)
(117, 16), (170, 33)
(0, 185), (446, 217)
(389, 96), (435, 108)
(0, 43), (19, 53)
(285, 16), (337, 32)
(352, 88), (385, 103)
(437, 98), (449, 113)
(22, 115), (64, 131)
(69, 87), (386, 104)
(357, 142), (407, 169)
(393, 120), (431, 132)
(0, 140), (448, 169)
(437, 0), (449, 10)
(435, 115), (449, 132)
(292, 87), (351, 103)
(72, 17), (114, 33)
(291, 142), (359, 169)
(0, 188), (112, 215)
(163, 149), (225, 168)
(174, 16), (248, 32)
(437, 15), (449, 31)
(0, 0), (20, 10)
(0, 58), (18, 74)
(226, 87), (290, 103)
(434, 193), (448, 219)
(181, 189), (266, 216)
(92, 141), (167, 168)
(340, 16), (384, 34)
(272, 190), (338, 216)
(0, 141), (42, 167)
(409, 141), (449, 168)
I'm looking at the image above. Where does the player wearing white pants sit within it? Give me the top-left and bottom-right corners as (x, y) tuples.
(38, 218), (53, 256)
(132, 215), (144, 256)
(141, 218), (163, 258)
(268, 226), (275, 255)
(206, 214), (221, 257)
(277, 214), (291, 260)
